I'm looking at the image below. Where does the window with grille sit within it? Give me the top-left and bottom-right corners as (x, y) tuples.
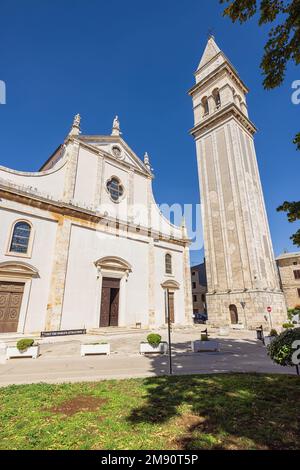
(106, 177), (124, 202)
(9, 221), (31, 254)
(165, 254), (172, 274)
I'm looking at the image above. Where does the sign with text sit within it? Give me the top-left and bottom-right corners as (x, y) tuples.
(40, 329), (86, 337)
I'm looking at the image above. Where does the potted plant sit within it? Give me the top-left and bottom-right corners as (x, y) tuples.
(267, 327), (300, 375)
(81, 341), (110, 356)
(263, 329), (278, 347)
(6, 339), (39, 359)
(140, 334), (168, 354)
(191, 332), (220, 352)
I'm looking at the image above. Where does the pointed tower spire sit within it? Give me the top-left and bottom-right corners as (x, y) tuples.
(111, 115), (121, 136)
(69, 113), (81, 136)
(197, 35), (221, 70)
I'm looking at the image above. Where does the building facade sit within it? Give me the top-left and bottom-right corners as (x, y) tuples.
(276, 252), (300, 310)
(191, 262), (207, 315)
(0, 116), (193, 334)
(189, 37), (287, 329)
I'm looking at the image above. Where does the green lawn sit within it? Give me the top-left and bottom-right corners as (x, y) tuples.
(0, 373), (299, 450)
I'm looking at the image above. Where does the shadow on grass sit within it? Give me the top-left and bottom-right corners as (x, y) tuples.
(127, 338), (300, 449)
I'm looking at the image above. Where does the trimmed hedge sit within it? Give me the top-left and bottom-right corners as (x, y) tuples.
(16, 339), (34, 352)
(147, 334), (162, 348)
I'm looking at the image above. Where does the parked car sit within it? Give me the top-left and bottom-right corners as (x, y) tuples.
(193, 312), (207, 324)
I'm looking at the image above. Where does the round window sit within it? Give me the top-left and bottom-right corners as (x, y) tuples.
(106, 177), (124, 202)
(112, 146), (122, 158)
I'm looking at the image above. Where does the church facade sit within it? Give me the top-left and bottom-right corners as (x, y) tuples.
(0, 116), (193, 334)
(189, 37), (287, 329)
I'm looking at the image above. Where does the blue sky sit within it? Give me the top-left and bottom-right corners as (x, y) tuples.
(0, 0), (299, 266)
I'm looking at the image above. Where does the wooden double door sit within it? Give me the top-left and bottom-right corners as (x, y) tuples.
(100, 278), (120, 327)
(0, 282), (24, 333)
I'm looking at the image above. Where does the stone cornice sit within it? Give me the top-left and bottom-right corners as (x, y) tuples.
(189, 60), (249, 97)
(190, 102), (257, 138)
(0, 181), (189, 248)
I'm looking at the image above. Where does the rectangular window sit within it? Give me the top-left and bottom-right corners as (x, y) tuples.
(294, 270), (300, 280)
(193, 295), (197, 302)
(192, 282), (196, 289)
(298, 288), (300, 298)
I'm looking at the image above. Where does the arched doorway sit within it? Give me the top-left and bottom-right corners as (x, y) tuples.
(229, 304), (238, 325)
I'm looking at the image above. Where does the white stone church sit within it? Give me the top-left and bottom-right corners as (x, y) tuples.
(0, 115), (193, 334)
(0, 37), (288, 334)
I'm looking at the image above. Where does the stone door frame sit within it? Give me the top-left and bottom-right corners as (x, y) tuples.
(94, 257), (132, 328)
(0, 262), (39, 333)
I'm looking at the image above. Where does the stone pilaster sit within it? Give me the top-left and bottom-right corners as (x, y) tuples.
(63, 141), (80, 201)
(45, 217), (72, 331)
(94, 155), (104, 209)
(183, 244), (193, 325)
(148, 240), (156, 327)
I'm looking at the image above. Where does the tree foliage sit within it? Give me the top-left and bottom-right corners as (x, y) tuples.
(220, 0), (300, 89)
(277, 201), (300, 246)
(268, 327), (300, 367)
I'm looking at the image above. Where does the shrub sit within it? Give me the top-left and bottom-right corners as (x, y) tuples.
(147, 334), (162, 348)
(282, 323), (294, 329)
(270, 329), (278, 337)
(16, 339), (34, 352)
(268, 328), (300, 368)
(287, 309), (294, 322)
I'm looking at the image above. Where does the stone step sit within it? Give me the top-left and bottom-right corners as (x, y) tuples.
(0, 332), (40, 345)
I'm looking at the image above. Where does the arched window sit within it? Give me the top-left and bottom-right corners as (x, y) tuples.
(229, 304), (239, 325)
(9, 221), (32, 254)
(165, 253), (172, 275)
(202, 96), (209, 116)
(106, 177), (124, 202)
(212, 88), (221, 109)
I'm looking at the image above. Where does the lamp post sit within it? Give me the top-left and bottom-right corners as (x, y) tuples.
(165, 288), (173, 375)
(240, 301), (247, 330)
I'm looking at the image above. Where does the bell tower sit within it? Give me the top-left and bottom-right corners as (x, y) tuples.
(189, 37), (287, 328)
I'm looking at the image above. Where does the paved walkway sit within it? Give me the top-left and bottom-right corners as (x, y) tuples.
(0, 328), (296, 386)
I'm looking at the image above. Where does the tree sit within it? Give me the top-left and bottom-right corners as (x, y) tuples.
(268, 328), (300, 375)
(220, 0), (300, 245)
(277, 201), (300, 246)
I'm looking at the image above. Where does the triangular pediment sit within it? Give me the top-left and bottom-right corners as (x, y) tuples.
(78, 135), (152, 176)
